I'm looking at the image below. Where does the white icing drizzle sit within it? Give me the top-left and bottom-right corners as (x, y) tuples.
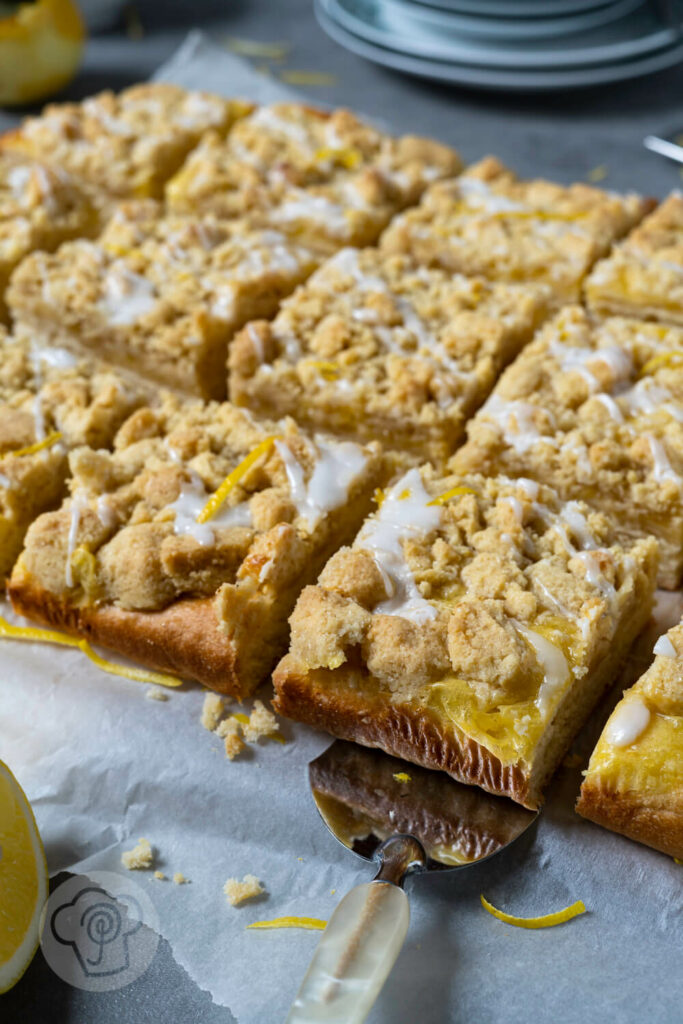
(65, 491), (89, 587)
(457, 176), (530, 214)
(548, 341), (632, 394)
(481, 394), (553, 454)
(169, 470), (253, 546)
(247, 323), (264, 363)
(654, 633), (677, 658)
(274, 435), (367, 530)
(101, 265), (156, 326)
(514, 621), (570, 716)
(0, 471), (11, 488)
(647, 436), (681, 486)
(605, 700), (651, 747)
(96, 495), (116, 529)
(356, 468), (441, 624)
(273, 192), (350, 235)
(594, 393), (624, 423)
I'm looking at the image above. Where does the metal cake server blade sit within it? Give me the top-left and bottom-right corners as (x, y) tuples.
(286, 740), (538, 1023)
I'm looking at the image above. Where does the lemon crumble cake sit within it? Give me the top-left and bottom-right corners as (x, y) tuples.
(453, 307), (683, 589)
(1, 83), (248, 207)
(0, 150), (96, 321)
(166, 103), (461, 251)
(273, 470), (658, 808)
(229, 248), (551, 463)
(380, 157), (652, 305)
(577, 621), (683, 859)
(8, 396), (383, 695)
(585, 193), (683, 326)
(0, 328), (147, 580)
(7, 201), (319, 400)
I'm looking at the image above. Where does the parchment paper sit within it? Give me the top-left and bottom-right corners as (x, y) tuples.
(1, 33), (681, 1023)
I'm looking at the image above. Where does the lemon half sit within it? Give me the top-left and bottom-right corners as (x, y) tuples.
(0, 759), (48, 993)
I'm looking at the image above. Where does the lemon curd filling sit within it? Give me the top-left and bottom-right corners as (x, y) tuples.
(425, 618), (579, 766)
(587, 708), (683, 794)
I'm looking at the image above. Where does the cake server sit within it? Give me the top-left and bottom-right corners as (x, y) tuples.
(286, 740), (538, 1023)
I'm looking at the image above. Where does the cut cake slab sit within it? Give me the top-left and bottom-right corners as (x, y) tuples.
(273, 469), (658, 808)
(577, 622), (683, 860)
(9, 396), (383, 696)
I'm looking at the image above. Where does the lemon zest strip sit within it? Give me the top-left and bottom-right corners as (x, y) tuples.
(428, 486), (477, 506)
(480, 894), (586, 929)
(314, 146), (361, 168)
(373, 488), (385, 507)
(3, 430), (63, 459)
(307, 359), (340, 380)
(224, 37), (290, 59)
(393, 772), (411, 782)
(196, 435), (281, 525)
(247, 916), (327, 931)
(639, 351), (683, 377)
(233, 712), (250, 725)
(0, 616), (181, 689)
(78, 642), (182, 689)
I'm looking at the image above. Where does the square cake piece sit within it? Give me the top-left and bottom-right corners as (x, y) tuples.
(0, 150), (96, 320)
(229, 248), (551, 464)
(381, 157), (651, 304)
(9, 396), (384, 696)
(7, 201), (320, 400)
(577, 622), (683, 859)
(585, 193), (683, 325)
(273, 469), (658, 808)
(0, 328), (148, 579)
(166, 103), (461, 250)
(2, 84), (248, 207)
(453, 307), (683, 588)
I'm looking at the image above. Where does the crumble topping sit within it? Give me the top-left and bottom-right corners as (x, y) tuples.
(288, 469), (657, 761)
(5, 84), (246, 202)
(230, 247), (550, 461)
(381, 156), (650, 301)
(223, 874), (264, 906)
(121, 836), (153, 870)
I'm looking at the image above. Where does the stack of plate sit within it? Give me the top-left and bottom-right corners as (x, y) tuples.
(315, 0), (683, 91)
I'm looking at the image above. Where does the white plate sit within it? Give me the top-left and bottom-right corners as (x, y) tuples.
(420, 0), (626, 13)
(406, 0), (644, 38)
(316, 0), (683, 90)
(324, 0), (678, 70)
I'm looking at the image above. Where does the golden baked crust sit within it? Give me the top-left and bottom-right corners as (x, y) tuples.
(0, 328), (148, 579)
(585, 193), (683, 325)
(0, 150), (96, 320)
(453, 307), (683, 588)
(2, 84), (248, 206)
(167, 103), (461, 250)
(229, 248), (551, 464)
(576, 622), (683, 859)
(381, 157), (652, 304)
(273, 470), (658, 807)
(9, 394), (383, 695)
(7, 201), (319, 400)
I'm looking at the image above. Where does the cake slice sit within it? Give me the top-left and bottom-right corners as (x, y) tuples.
(381, 157), (652, 304)
(585, 193), (683, 325)
(8, 396), (383, 695)
(453, 307), (683, 588)
(577, 622), (683, 859)
(229, 248), (550, 464)
(0, 149), (96, 321)
(0, 328), (148, 580)
(1, 83), (249, 208)
(273, 470), (658, 808)
(166, 103), (461, 250)
(7, 201), (319, 400)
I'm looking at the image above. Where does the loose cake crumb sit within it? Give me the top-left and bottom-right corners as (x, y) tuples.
(122, 837), (153, 870)
(201, 692), (225, 731)
(146, 686), (169, 701)
(216, 716), (246, 760)
(244, 700), (280, 742)
(224, 874), (264, 906)
(154, 870), (167, 881)
(173, 872), (189, 884)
